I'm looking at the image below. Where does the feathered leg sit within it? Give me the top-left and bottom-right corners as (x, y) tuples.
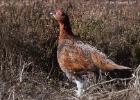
(64, 70), (86, 97)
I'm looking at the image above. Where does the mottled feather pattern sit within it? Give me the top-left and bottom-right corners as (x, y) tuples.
(51, 9), (132, 97)
(57, 38), (115, 72)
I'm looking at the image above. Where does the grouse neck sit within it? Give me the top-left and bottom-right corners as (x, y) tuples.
(59, 22), (73, 41)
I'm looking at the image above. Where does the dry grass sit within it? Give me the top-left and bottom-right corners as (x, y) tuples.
(0, 0), (140, 100)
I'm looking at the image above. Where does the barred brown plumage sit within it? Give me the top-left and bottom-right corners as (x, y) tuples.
(50, 8), (132, 97)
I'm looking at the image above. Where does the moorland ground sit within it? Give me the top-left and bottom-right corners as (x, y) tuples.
(0, 0), (140, 100)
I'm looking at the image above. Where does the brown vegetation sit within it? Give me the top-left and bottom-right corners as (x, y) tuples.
(0, 0), (140, 99)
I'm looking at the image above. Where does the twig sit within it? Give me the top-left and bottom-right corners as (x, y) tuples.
(19, 62), (32, 83)
(8, 89), (12, 100)
(106, 88), (133, 98)
(12, 87), (15, 100)
(85, 76), (135, 91)
(8, 86), (15, 100)
(47, 60), (54, 79)
(133, 64), (140, 88)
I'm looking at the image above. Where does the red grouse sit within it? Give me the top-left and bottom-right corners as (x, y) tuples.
(50, 9), (131, 97)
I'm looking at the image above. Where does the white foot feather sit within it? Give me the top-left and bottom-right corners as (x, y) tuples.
(75, 80), (85, 97)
